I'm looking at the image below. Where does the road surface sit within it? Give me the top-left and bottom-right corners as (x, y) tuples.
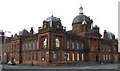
(0, 63), (119, 71)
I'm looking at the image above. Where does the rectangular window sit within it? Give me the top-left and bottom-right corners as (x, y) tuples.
(26, 44), (28, 51)
(31, 42), (34, 50)
(72, 42), (74, 49)
(42, 52), (45, 61)
(53, 53), (56, 59)
(18, 45), (19, 51)
(56, 38), (60, 48)
(13, 44), (15, 52)
(106, 55), (108, 60)
(32, 52), (34, 60)
(67, 53), (69, 61)
(103, 55), (105, 60)
(14, 44), (16, 51)
(24, 53), (26, 60)
(58, 52), (62, 61)
(81, 43), (83, 49)
(72, 53), (74, 61)
(108, 47), (110, 52)
(27, 44), (28, 50)
(33, 43), (35, 49)
(77, 43), (80, 49)
(67, 42), (69, 49)
(82, 54), (84, 61)
(64, 53), (67, 59)
(109, 55), (111, 60)
(22, 44), (25, 50)
(77, 53), (79, 61)
(36, 41), (39, 49)
(6, 47), (8, 52)
(115, 55), (117, 61)
(29, 43), (31, 50)
(36, 52), (38, 61)
(27, 52), (29, 60)
(29, 52), (30, 60)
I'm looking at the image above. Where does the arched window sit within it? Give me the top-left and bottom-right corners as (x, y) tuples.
(43, 38), (47, 49)
(56, 38), (60, 47)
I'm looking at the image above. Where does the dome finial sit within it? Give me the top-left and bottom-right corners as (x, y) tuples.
(51, 10), (54, 17)
(79, 4), (83, 14)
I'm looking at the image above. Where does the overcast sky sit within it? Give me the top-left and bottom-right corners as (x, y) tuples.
(0, 0), (119, 38)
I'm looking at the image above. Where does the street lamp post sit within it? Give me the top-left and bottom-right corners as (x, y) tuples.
(2, 31), (11, 69)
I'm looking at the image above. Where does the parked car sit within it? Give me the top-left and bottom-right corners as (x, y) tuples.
(7, 61), (16, 65)
(7, 61), (12, 65)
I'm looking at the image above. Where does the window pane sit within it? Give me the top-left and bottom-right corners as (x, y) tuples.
(42, 52), (45, 61)
(36, 41), (39, 49)
(29, 43), (31, 50)
(77, 53), (79, 61)
(72, 42), (74, 49)
(56, 38), (60, 47)
(31, 42), (35, 50)
(67, 53), (69, 61)
(53, 53), (56, 59)
(32, 52), (34, 60)
(27, 52), (29, 60)
(58, 52), (62, 60)
(109, 55), (111, 60)
(82, 54), (84, 61)
(33, 42), (35, 49)
(26, 44), (28, 50)
(81, 43), (83, 49)
(29, 52), (30, 60)
(77, 43), (80, 49)
(103, 55), (105, 60)
(43, 38), (47, 49)
(22, 44), (24, 50)
(72, 53), (74, 61)
(67, 42), (69, 48)
(36, 52), (38, 61)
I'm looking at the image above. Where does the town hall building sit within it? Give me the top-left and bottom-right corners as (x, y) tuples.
(0, 6), (118, 65)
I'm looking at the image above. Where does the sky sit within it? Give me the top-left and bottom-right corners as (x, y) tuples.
(0, 0), (119, 38)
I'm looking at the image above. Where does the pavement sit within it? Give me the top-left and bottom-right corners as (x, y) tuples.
(0, 63), (119, 71)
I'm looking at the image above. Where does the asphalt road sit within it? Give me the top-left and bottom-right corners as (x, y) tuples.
(0, 63), (119, 71)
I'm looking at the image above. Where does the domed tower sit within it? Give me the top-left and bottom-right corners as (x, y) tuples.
(72, 6), (93, 32)
(41, 15), (65, 31)
(38, 15), (66, 33)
